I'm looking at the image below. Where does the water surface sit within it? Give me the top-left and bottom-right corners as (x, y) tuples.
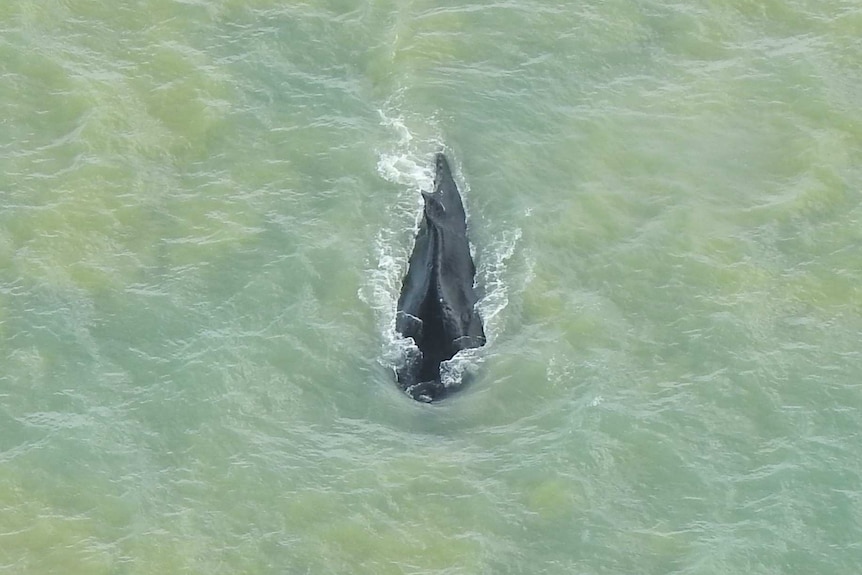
(1, 1), (861, 573)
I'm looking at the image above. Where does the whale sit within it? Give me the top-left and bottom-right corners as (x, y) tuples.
(395, 153), (485, 402)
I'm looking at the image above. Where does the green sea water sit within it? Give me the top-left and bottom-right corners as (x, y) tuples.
(1, 1), (861, 573)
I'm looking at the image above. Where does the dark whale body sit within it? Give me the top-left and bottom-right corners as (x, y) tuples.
(395, 153), (485, 402)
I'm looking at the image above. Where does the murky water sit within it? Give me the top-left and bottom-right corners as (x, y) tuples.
(1, 1), (861, 573)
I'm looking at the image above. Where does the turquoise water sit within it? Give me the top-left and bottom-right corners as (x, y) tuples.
(2, 1), (861, 573)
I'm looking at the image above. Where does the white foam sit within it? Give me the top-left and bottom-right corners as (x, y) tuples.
(360, 105), (441, 372)
(475, 227), (522, 338)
